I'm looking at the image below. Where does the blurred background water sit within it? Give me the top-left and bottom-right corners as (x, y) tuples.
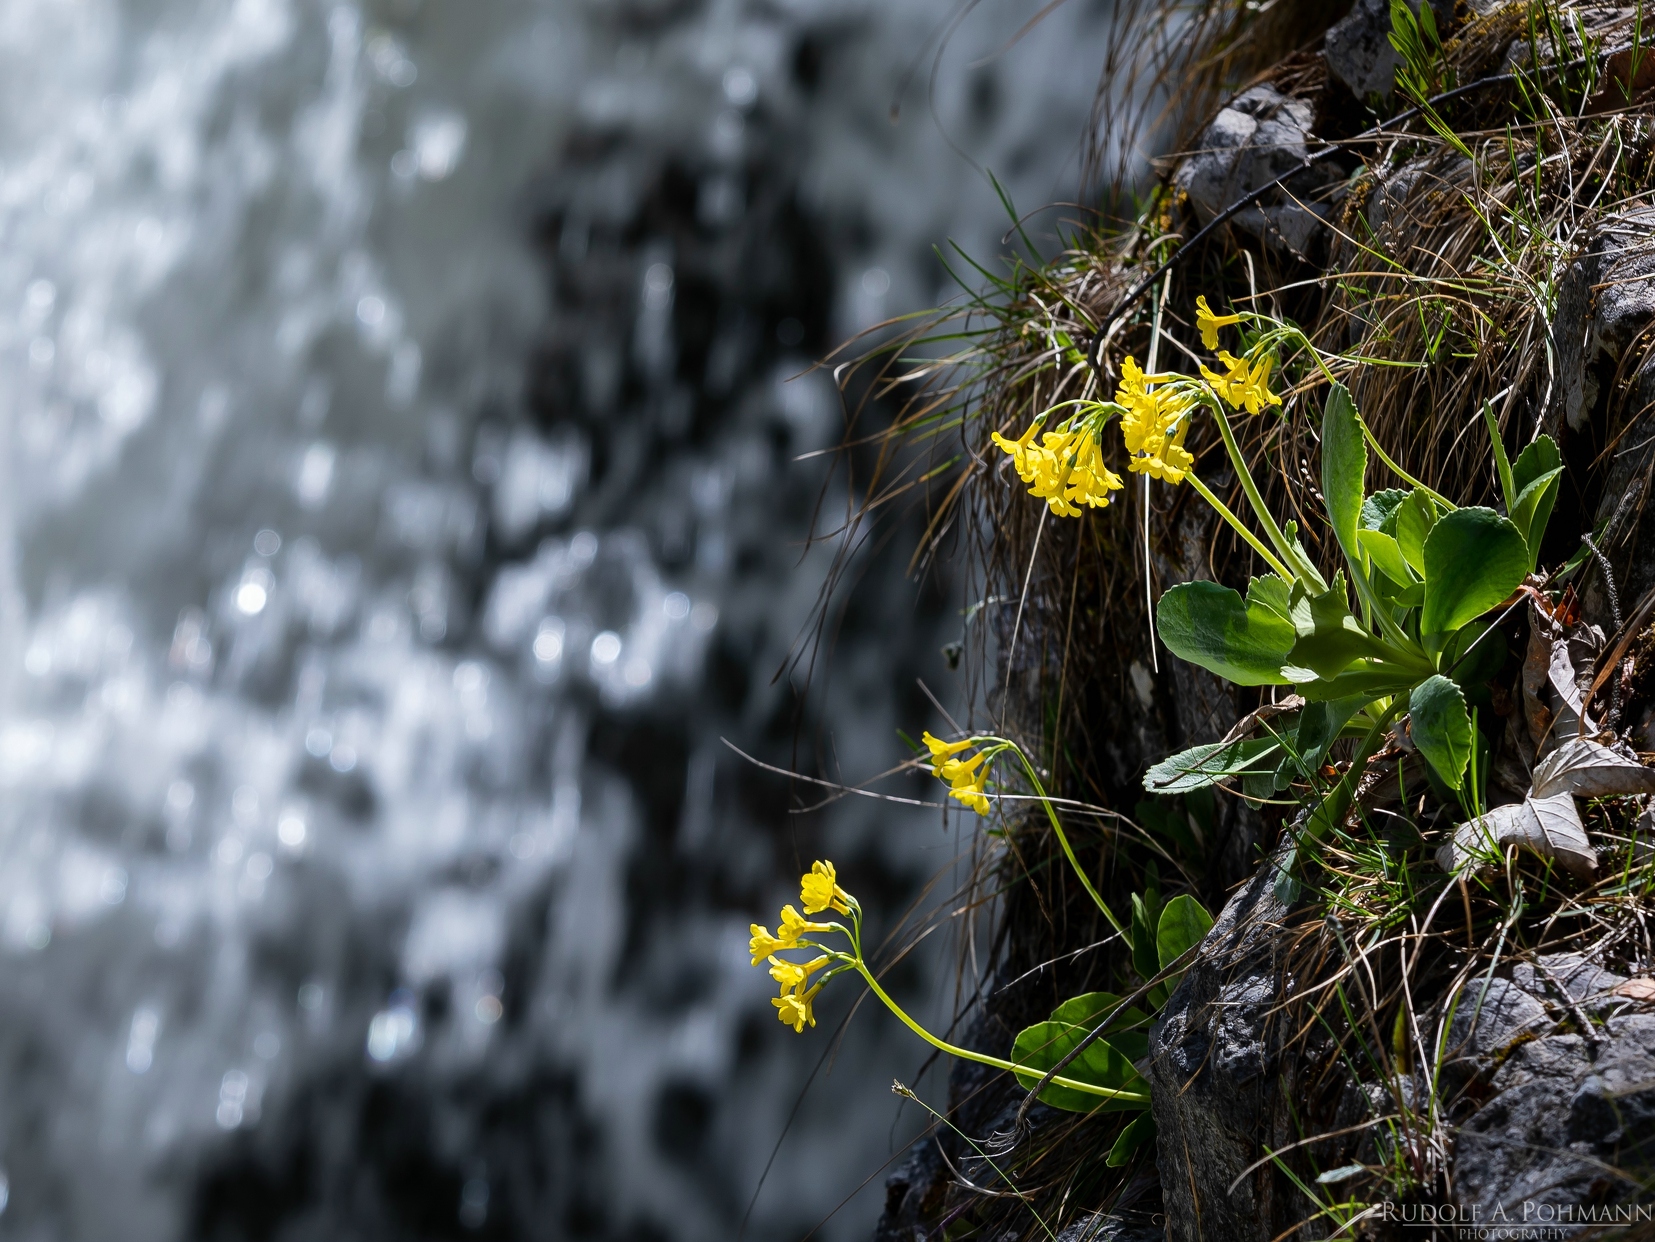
(0, 1), (1109, 1238)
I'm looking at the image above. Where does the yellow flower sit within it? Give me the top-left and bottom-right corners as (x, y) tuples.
(990, 420), (1041, 481)
(749, 924), (789, 966)
(773, 982), (822, 1033)
(768, 954), (829, 991)
(949, 779), (991, 816)
(1026, 427), (1123, 518)
(779, 904), (832, 942)
(1195, 295), (1243, 351)
(1201, 351), (1282, 416)
(938, 749), (992, 816)
(800, 859), (852, 916)
(1118, 358), (1197, 486)
(922, 731), (972, 770)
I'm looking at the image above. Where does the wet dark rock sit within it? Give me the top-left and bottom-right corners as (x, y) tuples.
(1173, 85), (1335, 256)
(1056, 1210), (1165, 1241)
(1147, 854), (1292, 1242)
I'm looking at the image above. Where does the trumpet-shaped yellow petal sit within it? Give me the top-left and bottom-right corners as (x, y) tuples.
(948, 780), (992, 816)
(773, 984), (821, 1033)
(1201, 350), (1281, 415)
(1195, 295), (1243, 351)
(800, 859), (852, 915)
(921, 731), (973, 770)
(749, 924), (789, 966)
(768, 954), (830, 991)
(778, 904), (833, 942)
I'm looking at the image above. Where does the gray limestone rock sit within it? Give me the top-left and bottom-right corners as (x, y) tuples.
(1324, 0), (1456, 101)
(1453, 1010), (1655, 1218)
(1553, 207), (1655, 434)
(1173, 85), (1335, 255)
(1147, 854), (1290, 1242)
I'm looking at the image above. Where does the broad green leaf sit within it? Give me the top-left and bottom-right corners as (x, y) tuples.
(1395, 488), (1439, 574)
(1512, 434), (1561, 495)
(1049, 991), (1151, 1053)
(1156, 893), (1215, 975)
(1130, 892), (1160, 984)
(1442, 620), (1506, 689)
(1292, 661), (1418, 701)
(1358, 529), (1416, 587)
(1245, 574), (1293, 623)
(1410, 673), (1473, 790)
(1157, 581), (1296, 686)
(1135, 798), (1197, 855)
(1142, 737), (1281, 794)
(1360, 488), (1409, 534)
(1510, 466), (1562, 571)
(1285, 578), (1393, 679)
(1420, 507), (1528, 636)
(1321, 383), (1366, 564)
(1107, 1112), (1157, 1166)
(1012, 992), (1151, 1113)
(1483, 403), (1516, 512)
(1297, 697), (1368, 770)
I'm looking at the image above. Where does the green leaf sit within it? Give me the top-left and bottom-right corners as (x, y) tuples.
(1483, 403), (1516, 511)
(1420, 507), (1529, 636)
(1394, 488), (1439, 574)
(1510, 467), (1562, 571)
(1321, 382), (1366, 565)
(1011, 993), (1151, 1113)
(1285, 577), (1393, 680)
(1360, 488), (1408, 534)
(1106, 1111), (1157, 1167)
(1291, 661), (1418, 701)
(1357, 529), (1416, 587)
(1512, 433), (1561, 496)
(1142, 737), (1281, 794)
(1130, 893), (1160, 984)
(1245, 574), (1293, 623)
(1135, 798), (1197, 855)
(1157, 581), (1296, 686)
(1156, 893), (1215, 976)
(1410, 673), (1473, 790)
(1297, 697), (1369, 770)
(1442, 620), (1506, 689)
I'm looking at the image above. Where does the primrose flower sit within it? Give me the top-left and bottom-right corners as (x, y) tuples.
(779, 903), (832, 942)
(922, 730), (973, 771)
(1195, 295), (1243, 351)
(1124, 398), (1196, 485)
(749, 923), (791, 966)
(773, 983), (822, 1033)
(938, 748), (992, 816)
(800, 859), (853, 916)
(990, 420), (1041, 479)
(994, 420), (1123, 518)
(1028, 427), (1124, 518)
(1201, 351), (1283, 416)
(768, 954), (828, 991)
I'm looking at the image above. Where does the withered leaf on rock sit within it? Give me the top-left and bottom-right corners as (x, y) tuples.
(1437, 792), (1597, 879)
(1614, 978), (1655, 1002)
(1531, 737), (1655, 799)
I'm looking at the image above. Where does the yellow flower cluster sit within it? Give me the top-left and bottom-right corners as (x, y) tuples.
(922, 731), (991, 815)
(989, 421), (1123, 518)
(988, 293), (1281, 516)
(1201, 351), (1282, 416)
(1116, 357), (1196, 485)
(750, 861), (856, 1032)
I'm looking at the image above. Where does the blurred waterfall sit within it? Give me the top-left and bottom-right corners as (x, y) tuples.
(0, 0), (1109, 1238)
